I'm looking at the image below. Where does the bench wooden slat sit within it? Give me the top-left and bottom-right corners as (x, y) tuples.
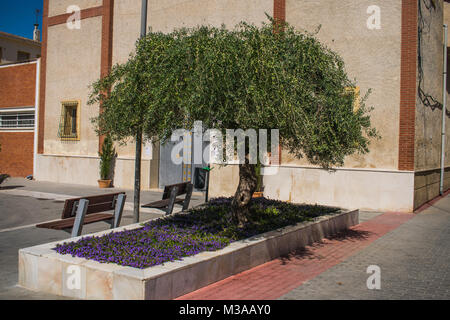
(36, 213), (114, 230)
(142, 198), (184, 208)
(162, 182), (189, 199)
(36, 192), (127, 238)
(62, 192), (125, 218)
(142, 182), (193, 215)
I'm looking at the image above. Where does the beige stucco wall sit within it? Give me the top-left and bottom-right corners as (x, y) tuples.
(43, 18), (102, 156)
(209, 164), (415, 212)
(39, 13), (154, 188)
(35, 154), (151, 189)
(149, 0), (273, 33)
(283, 0), (402, 170)
(263, 166), (415, 212)
(113, 0), (273, 66)
(48, 0), (102, 17)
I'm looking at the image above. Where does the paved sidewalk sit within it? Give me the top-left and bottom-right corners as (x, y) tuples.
(280, 199), (450, 300)
(178, 196), (450, 300)
(2, 177), (449, 300)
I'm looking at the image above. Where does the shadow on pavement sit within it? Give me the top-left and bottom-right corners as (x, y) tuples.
(278, 229), (372, 265)
(0, 185), (25, 190)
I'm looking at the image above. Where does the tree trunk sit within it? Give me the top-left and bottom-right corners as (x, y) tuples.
(231, 161), (258, 227)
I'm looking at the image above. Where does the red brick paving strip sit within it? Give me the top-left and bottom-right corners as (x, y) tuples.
(177, 212), (414, 300)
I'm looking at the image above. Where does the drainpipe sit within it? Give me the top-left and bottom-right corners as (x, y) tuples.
(440, 25), (448, 195)
(33, 58), (40, 179)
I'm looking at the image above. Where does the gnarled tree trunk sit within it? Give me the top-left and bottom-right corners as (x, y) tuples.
(231, 161), (258, 227)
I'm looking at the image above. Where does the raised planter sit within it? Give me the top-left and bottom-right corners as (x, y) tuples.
(18, 209), (359, 300)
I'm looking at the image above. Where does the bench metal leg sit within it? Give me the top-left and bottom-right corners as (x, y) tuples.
(112, 194), (126, 229)
(166, 186), (178, 215)
(71, 199), (89, 238)
(182, 183), (193, 211)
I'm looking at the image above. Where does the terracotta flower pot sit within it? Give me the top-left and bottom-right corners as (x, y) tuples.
(98, 179), (112, 188)
(253, 191), (264, 198)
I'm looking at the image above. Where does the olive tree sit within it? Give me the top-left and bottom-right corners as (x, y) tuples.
(89, 20), (378, 227)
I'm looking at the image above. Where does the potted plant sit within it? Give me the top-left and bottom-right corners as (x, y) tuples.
(0, 143), (9, 188)
(98, 135), (115, 188)
(0, 174), (10, 187)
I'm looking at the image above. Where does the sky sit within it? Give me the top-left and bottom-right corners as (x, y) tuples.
(0, 0), (43, 40)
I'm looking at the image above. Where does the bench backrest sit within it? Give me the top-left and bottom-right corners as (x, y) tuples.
(162, 182), (191, 200)
(61, 192), (126, 219)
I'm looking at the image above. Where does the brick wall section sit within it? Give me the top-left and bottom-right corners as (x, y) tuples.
(398, 0), (418, 171)
(38, 0), (49, 154)
(0, 63), (36, 108)
(273, 0), (286, 34)
(273, 0), (286, 22)
(0, 62), (36, 177)
(99, 0), (114, 152)
(0, 132), (34, 177)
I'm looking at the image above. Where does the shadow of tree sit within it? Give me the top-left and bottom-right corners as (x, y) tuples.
(278, 229), (373, 265)
(0, 185), (25, 190)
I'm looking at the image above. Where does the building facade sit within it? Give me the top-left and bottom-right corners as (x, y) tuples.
(35, 0), (450, 212)
(0, 31), (41, 65)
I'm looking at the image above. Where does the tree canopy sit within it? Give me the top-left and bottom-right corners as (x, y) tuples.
(89, 19), (378, 225)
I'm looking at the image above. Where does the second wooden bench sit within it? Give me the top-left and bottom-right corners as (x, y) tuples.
(141, 182), (193, 215)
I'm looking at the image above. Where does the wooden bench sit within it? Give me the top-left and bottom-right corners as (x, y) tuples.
(142, 182), (193, 215)
(36, 192), (126, 238)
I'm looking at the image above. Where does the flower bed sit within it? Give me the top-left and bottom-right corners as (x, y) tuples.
(54, 197), (339, 269)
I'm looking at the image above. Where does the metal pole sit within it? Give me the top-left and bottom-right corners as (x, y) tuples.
(440, 24), (448, 196)
(205, 165), (210, 203)
(140, 0), (148, 38)
(133, 0), (148, 223)
(133, 130), (142, 223)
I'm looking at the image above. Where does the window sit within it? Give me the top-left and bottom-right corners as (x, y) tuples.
(58, 100), (80, 140)
(17, 51), (30, 61)
(0, 47), (3, 62)
(0, 111), (35, 129)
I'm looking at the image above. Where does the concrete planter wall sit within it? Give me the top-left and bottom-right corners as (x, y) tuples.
(18, 209), (359, 300)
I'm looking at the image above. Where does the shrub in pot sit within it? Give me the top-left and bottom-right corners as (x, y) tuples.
(0, 144), (9, 187)
(0, 174), (10, 187)
(98, 135), (115, 188)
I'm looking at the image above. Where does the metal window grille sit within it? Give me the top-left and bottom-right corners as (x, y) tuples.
(0, 112), (35, 129)
(58, 101), (79, 140)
